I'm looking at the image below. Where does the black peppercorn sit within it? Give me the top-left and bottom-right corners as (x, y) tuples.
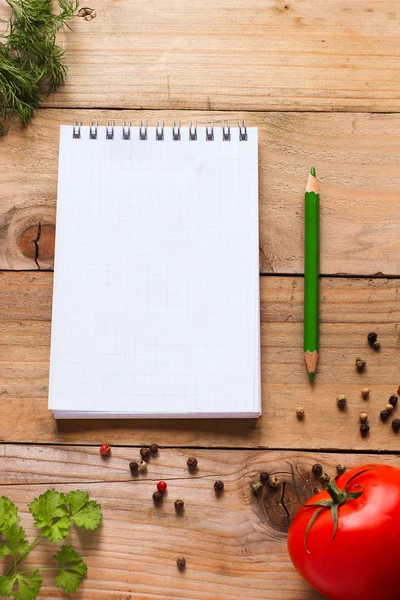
(187, 456), (198, 469)
(174, 499), (185, 511)
(260, 472), (270, 484)
(152, 491), (163, 504)
(392, 419), (400, 432)
(372, 341), (380, 351)
(129, 461), (139, 473)
(214, 480), (224, 492)
(177, 557), (186, 569)
(149, 443), (159, 454)
(360, 423), (370, 436)
(140, 447), (151, 460)
(251, 480), (263, 494)
(336, 464), (346, 475)
(380, 409), (390, 421)
(268, 475), (280, 488)
(336, 395), (347, 409)
(389, 395), (398, 407)
(367, 332), (377, 344)
(312, 463), (323, 477)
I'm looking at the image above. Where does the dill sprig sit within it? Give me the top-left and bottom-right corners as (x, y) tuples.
(0, 0), (79, 134)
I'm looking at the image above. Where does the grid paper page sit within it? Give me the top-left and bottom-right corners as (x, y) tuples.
(49, 125), (260, 418)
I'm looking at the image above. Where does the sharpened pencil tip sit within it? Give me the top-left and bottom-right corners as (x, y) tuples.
(310, 166), (316, 177)
(308, 372), (315, 383)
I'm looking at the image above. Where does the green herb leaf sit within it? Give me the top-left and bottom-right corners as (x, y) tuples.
(14, 570), (42, 600)
(66, 491), (102, 530)
(0, 497), (20, 532)
(0, 524), (29, 558)
(0, 574), (15, 598)
(53, 545), (87, 593)
(28, 490), (71, 542)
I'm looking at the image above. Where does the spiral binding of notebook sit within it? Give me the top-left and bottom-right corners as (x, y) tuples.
(71, 120), (248, 141)
(50, 119), (259, 419)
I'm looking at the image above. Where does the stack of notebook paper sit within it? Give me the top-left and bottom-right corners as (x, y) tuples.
(49, 122), (261, 418)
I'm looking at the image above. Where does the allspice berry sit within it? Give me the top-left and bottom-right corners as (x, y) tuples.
(260, 472), (270, 484)
(140, 447), (151, 460)
(392, 419), (400, 432)
(268, 475), (280, 488)
(389, 395), (398, 407)
(386, 404), (394, 414)
(187, 456), (198, 470)
(139, 460), (147, 472)
(356, 357), (366, 370)
(360, 412), (368, 423)
(251, 480), (263, 494)
(152, 490), (163, 504)
(214, 480), (224, 492)
(149, 443), (159, 454)
(380, 409), (390, 421)
(360, 423), (370, 436)
(177, 557), (186, 569)
(129, 461), (139, 473)
(336, 464), (346, 475)
(361, 387), (370, 399)
(174, 499), (185, 511)
(312, 463), (323, 477)
(336, 395), (347, 409)
(296, 407), (305, 419)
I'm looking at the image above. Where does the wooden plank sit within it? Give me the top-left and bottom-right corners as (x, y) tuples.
(1, 0), (399, 112)
(1, 271), (400, 451)
(1, 445), (399, 599)
(1, 110), (400, 274)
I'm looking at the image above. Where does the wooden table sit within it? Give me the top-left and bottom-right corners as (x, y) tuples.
(1, 1), (400, 598)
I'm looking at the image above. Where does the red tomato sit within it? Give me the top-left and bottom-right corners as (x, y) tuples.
(288, 464), (400, 600)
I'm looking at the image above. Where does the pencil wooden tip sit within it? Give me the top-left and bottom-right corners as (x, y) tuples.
(305, 350), (319, 381)
(310, 166), (316, 177)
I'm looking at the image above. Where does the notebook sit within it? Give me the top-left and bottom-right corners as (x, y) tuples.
(49, 120), (260, 418)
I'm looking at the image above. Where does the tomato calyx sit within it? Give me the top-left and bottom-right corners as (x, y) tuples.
(290, 465), (374, 554)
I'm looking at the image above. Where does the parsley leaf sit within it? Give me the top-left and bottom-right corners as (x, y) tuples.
(0, 575), (15, 598)
(0, 570), (42, 600)
(53, 545), (87, 593)
(0, 497), (20, 532)
(28, 490), (71, 543)
(66, 491), (102, 530)
(0, 524), (29, 558)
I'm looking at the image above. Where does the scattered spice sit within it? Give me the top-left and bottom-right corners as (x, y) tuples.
(367, 332), (378, 345)
(174, 499), (185, 511)
(251, 480), (263, 494)
(177, 557), (186, 569)
(140, 447), (151, 460)
(296, 407), (305, 419)
(336, 464), (346, 475)
(214, 480), (224, 492)
(392, 419), (400, 432)
(149, 443), (159, 454)
(260, 472), (270, 484)
(361, 387), (370, 400)
(157, 481), (167, 493)
(268, 475), (280, 488)
(152, 491), (163, 504)
(99, 444), (111, 456)
(187, 456), (198, 470)
(312, 463), (323, 477)
(386, 404), (394, 414)
(372, 341), (381, 351)
(360, 423), (370, 436)
(389, 395), (398, 407)
(380, 409), (390, 421)
(356, 357), (366, 370)
(360, 412), (368, 423)
(139, 460), (147, 472)
(336, 395), (347, 409)
(129, 461), (139, 474)
(319, 472), (331, 484)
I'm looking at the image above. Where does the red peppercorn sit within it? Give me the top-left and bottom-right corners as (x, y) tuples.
(157, 481), (167, 492)
(100, 444), (111, 456)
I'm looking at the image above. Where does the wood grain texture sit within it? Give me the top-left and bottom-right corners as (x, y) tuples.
(1, 445), (399, 599)
(1, 110), (400, 274)
(1, 0), (399, 112)
(1, 271), (400, 451)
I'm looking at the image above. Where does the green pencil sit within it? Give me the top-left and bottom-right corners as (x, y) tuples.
(304, 166), (319, 383)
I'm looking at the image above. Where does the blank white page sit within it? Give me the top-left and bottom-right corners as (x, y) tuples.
(49, 124), (260, 418)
